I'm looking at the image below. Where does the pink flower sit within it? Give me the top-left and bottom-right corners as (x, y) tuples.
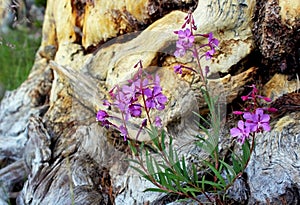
(241, 96), (249, 101)
(174, 65), (183, 74)
(144, 86), (168, 110)
(261, 96), (271, 102)
(96, 110), (111, 128)
(204, 32), (219, 60)
(266, 107), (278, 113)
(230, 120), (251, 144)
(128, 103), (142, 117)
(233, 111), (244, 115)
(119, 125), (128, 141)
(205, 48), (216, 60)
(154, 116), (162, 128)
(243, 109), (270, 132)
(174, 28), (194, 57)
(122, 84), (139, 102)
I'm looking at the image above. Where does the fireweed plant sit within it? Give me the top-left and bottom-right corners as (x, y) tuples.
(96, 60), (167, 141)
(96, 12), (277, 204)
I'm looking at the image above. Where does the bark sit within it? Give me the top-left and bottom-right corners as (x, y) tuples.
(0, 0), (299, 205)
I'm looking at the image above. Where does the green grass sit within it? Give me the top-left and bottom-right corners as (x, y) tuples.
(0, 30), (41, 90)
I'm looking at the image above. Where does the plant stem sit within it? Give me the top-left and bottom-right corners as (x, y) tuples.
(224, 133), (256, 192)
(192, 45), (207, 89)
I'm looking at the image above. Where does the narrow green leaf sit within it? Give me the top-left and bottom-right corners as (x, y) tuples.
(144, 188), (168, 193)
(231, 153), (243, 173)
(173, 161), (184, 179)
(181, 156), (190, 180)
(219, 160), (236, 183)
(192, 164), (199, 186)
(147, 125), (159, 148)
(157, 172), (167, 187)
(140, 142), (145, 150)
(182, 187), (200, 193)
(145, 150), (155, 176)
(126, 158), (139, 164)
(165, 173), (174, 188)
(203, 161), (226, 187)
(193, 111), (210, 127)
(242, 140), (251, 165)
(128, 141), (137, 155)
(201, 175), (206, 190)
(154, 160), (162, 173)
(161, 130), (166, 151)
(130, 166), (147, 177)
(200, 177), (223, 190)
(168, 142), (174, 165)
(163, 172), (186, 182)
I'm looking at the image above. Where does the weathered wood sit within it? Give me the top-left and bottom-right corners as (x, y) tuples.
(18, 116), (114, 205)
(0, 0), (299, 205)
(0, 160), (27, 204)
(252, 0), (300, 80)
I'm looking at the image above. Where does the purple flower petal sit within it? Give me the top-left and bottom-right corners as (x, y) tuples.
(243, 112), (253, 121)
(129, 103), (142, 117)
(96, 110), (109, 121)
(261, 123), (271, 132)
(174, 28), (194, 57)
(174, 65), (183, 74)
(154, 116), (162, 128)
(230, 120), (250, 144)
(96, 110), (111, 128)
(261, 113), (270, 122)
(230, 127), (241, 137)
(119, 125), (128, 141)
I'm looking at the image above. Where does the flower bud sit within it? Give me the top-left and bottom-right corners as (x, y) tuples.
(233, 111), (244, 115)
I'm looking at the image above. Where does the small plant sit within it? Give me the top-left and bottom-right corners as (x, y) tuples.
(96, 11), (277, 204)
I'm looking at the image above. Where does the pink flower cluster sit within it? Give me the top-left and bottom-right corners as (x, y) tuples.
(230, 85), (277, 144)
(96, 61), (168, 141)
(173, 12), (219, 74)
(174, 28), (195, 58)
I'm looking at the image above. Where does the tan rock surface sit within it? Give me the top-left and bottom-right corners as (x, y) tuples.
(279, 0), (300, 26)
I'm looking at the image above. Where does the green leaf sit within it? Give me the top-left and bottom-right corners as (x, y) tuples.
(192, 164), (199, 186)
(200, 177), (223, 190)
(193, 112), (210, 132)
(182, 187), (200, 194)
(195, 138), (216, 156)
(165, 173), (175, 188)
(130, 166), (147, 177)
(144, 188), (168, 193)
(172, 161), (184, 179)
(242, 139), (251, 165)
(140, 142), (145, 150)
(168, 142), (175, 165)
(145, 150), (156, 176)
(181, 156), (190, 180)
(147, 125), (159, 148)
(219, 160), (237, 183)
(157, 172), (167, 187)
(161, 130), (166, 151)
(231, 153), (243, 174)
(128, 141), (137, 155)
(163, 172), (186, 183)
(203, 161), (226, 188)
(126, 158), (139, 164)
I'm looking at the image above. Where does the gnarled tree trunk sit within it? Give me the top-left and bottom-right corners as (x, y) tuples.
(0, 0), (299, 204)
